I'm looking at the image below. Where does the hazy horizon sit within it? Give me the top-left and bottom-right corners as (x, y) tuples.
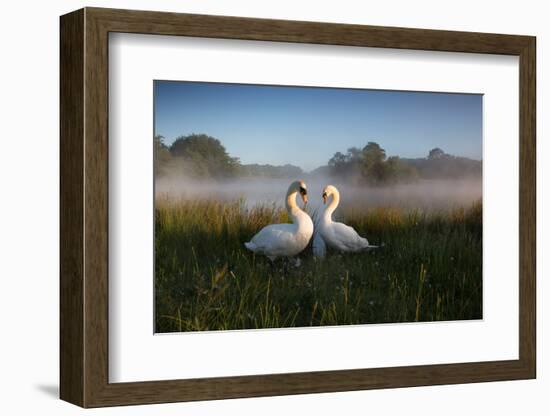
(154, 80), (483, 171)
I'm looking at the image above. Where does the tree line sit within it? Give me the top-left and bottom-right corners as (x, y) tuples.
(325, 142), (418, 185)
(155, 134), (303, 179)
(155, 134), (481, 184)
(324, 142), (481, 185)
(155, 134), (240, 178)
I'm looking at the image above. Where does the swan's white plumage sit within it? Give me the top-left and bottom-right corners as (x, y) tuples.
(245, 180), (313, 261)
(317, 185), (377, 255)
(245, 224), (310, 260)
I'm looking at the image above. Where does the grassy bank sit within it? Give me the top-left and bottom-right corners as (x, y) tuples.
(155, 197), (482, 332)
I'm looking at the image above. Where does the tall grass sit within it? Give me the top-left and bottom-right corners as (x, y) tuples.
(155, 196), (482, 332)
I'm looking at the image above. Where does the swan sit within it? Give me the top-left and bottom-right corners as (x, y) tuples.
(244, 180), (314, 261)
(316, 185), (378, 254)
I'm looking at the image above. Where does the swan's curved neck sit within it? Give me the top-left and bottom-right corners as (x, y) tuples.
(286, 191), (306, 223)
(323, 191), (340, 222)
(286, 191), (299, 214)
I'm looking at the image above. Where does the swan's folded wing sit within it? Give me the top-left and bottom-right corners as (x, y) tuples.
(248, 224), (300, 255)
(332, 222), (370, 251)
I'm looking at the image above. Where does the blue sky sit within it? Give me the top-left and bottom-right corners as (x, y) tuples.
(154, 81), (482, 171)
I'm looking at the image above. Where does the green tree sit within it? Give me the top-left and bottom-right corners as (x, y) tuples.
(346, 147), (363, 163)
(328, 152), (347, 169)
(169, 134), (240, 178)
(328, 148), (364, 182)
(361, 142), (387, 184)
(327, 141), (424, 185)
(154, 135), (172, 176)
(386, 156), (419, 183)
(428, 147), (446, 160)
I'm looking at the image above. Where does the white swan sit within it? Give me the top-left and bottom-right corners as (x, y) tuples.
(316, 185), (378, 254)
(244, 180), (314, 261)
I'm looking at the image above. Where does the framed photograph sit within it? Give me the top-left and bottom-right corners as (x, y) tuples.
(60, 7), (536, 407)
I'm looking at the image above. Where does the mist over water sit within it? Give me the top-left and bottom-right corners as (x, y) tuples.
(155, 175), (482, 213)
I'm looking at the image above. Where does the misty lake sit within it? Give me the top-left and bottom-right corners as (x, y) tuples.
(155, 176), (482, 212)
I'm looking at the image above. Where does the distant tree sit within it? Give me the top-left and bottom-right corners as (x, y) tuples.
(361, 142), (387, 184)
(346, 147), (363, 163)
(154, 135), (172, 176)
(428, 147), (447, 160)
(402, 148), (482, 179)
(362, 142), (386, 162)
(169, 134), (240, 178)
(328, 152), (347, 169)
(328, 147), (364, 183)
(326, 141), (425, 185)
(385, 156), (419, 183)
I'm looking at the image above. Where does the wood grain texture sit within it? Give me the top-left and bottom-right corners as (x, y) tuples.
(88, 7), (532, 54)
(518, 38), (536, 376)
(83, 11), (110, 406)
(59, 8), (84, 407)
(59, 7), (537, 408)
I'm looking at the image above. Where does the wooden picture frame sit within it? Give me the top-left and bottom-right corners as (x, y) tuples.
(60, 7), (536, 408)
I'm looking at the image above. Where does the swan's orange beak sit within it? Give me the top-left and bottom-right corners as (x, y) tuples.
(301, 193), (308, 205)
(322, 192), (327, 204)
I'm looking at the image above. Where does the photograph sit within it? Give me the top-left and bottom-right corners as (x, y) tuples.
(153, 80), (483, 333)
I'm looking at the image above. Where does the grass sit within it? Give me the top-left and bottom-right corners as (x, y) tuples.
(155, 196), (482, 332)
